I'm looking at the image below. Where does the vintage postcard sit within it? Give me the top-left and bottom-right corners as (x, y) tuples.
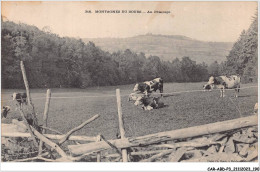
(1, 1), (258, 171)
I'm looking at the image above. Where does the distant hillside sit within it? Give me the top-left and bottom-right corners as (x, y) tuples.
(83, 34), (233, 64)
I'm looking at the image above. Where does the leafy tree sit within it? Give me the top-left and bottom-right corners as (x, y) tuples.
(222, 12), (258, 83)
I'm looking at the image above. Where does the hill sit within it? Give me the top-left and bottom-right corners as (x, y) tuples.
(83, 34), (233, 64)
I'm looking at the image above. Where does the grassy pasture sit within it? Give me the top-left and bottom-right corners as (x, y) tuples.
(1, 82), (257, 140)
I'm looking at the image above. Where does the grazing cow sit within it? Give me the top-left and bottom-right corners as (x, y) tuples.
(1, 106), (10, 118)
(12, 92), (27, 106)
(203, 84), (212, 91)
(133, 78), (163, 96)
(204, 75), (241, 97)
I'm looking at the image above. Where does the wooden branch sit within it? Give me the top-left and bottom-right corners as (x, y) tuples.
(218, 137), (228, 153)
(116, 89), (128, 162)
(168, 147), (187, 162)
(153, 140), (222, 149)
(100, 134), (122, 156)
(58, 114), (99, 145)
(2, 129), (96, 142)
(17, 106), (38, 147)
(73, 151), (99, 161)
(141, 149), (173, 162)
(39, 89), (51, 155)
(32, 127), (69, 159)
(39, 126), (63, 135)
(105, 150), (167, 158)
(39, 125), (80, 145)
(68, 115), (257, 156)
(20, 61), (38, 126)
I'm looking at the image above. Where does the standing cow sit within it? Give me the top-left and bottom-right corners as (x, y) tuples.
(203, 75), (241, 97)
(133, 78), (163, 97)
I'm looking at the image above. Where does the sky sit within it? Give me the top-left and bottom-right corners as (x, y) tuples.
(1, 1), (258, 42)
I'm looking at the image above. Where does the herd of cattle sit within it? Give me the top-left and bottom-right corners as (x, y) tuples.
(128, 75), (242, 110)
(1, 75), (244, 118)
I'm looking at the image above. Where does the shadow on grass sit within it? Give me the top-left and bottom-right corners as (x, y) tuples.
(162, 94), (181, 98)
(237, 95), (257, 98)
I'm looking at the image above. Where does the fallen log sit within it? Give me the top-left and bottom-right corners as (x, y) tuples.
(68, 115), (257, 156)
(2, 124), (96, 142)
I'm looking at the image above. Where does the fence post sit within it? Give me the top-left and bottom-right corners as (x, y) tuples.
(116, 89), (128, 162)
(96, 135), (101, 162)
(20, 61), (38, 127)
(38, 89), (51, 155)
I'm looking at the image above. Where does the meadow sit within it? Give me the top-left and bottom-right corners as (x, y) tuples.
(1, 82), (257, 140)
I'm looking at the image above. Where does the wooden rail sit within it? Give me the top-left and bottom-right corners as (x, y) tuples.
(68, 115), (257, 156)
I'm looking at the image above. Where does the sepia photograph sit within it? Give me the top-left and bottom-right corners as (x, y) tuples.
(0, 0), (258, 170)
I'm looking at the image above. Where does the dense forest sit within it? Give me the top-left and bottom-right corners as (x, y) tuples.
(1, 13), (257, 89)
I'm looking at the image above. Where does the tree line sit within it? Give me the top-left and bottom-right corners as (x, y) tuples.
(1, 13), (257, 89)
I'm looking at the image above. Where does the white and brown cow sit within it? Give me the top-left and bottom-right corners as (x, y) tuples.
(12, 92), (27, 106)
(203, 75), (241, 97)
(133, 78), (163, 97)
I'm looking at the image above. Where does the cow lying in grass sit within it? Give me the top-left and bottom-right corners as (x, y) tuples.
(203, 75), (241, 97)
(128, 92), (144, 102)
(133, 95), (164, 111)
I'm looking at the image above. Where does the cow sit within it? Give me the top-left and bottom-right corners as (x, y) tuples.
(1, 106), (10, 118)
(202, 84), (212, 91)
(203, 75), (241, 97)
(141, 97), (164, 111)
(12, 92), (27, 106)
(128, 92), (144, 102)
(133, 95), (164, 110)
(133, 78), (163, 97)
